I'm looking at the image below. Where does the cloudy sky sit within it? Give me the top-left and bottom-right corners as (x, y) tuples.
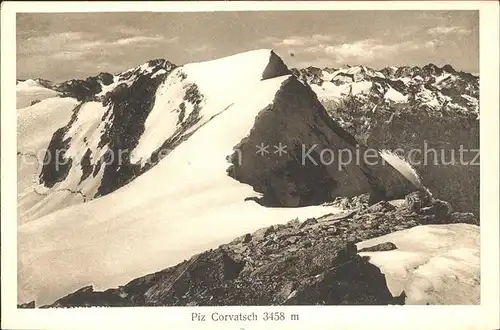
(17, 11), (478, 81)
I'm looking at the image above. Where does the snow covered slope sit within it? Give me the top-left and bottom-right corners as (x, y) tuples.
(17, 97), (80, 223)
(16, 79), (61, 109)
(357, 223), (479, 304)
(18, 49), (418, 305)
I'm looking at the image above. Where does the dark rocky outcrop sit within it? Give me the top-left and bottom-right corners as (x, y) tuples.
(324, 193), (373, 210)
(227, 76), (417, 207)
(38, 102), (85, 187)
(38, 125), (73, 188)
(448, 212), (479, 226)
(358, 242), (398, 252)
(17, 301), (35, 308)
(41, 286), (132, 308)
(40, 192), (478, 308)
(95, 62), (176, 197)
(57, 78), (102, 102)
(78, 148), (93, 184)
(55, 72), (115, 101)
(97, 72), (114, 85)
(261, 51), (291, 80)
(405, 189), (433, 212)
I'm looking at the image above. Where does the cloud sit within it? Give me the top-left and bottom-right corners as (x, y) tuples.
(28, 32), (86, 44)
(21, 31), (179, 64)
(73, 40), (106, 51)
(257, 36), (281, 44)
(280, 38), (307, 46)
(427, 26), (471, 36)
(303, 38), (440, 64)
(258, 33), (448, 65)
(424, 39), (445, 49)
(188, 44), (214, 54)
(395, 25), (422, 38)
(311, 34), (335, 42)
(261, 34), (336, 48)
(111, 26), (147, 37)
(112, 35), (176, 46)
(20, 32), (89, 55)
(166, 36), (180, 43)
(417, 12), (447, 21)
(49, 50), (88, 61)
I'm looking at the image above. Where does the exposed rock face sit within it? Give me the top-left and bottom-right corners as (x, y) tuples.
(448, 212), (479, 226)
(37, 60), (178, 198)
(358, 242), (398, 252)
(227, 77), (417, 207)
(261, 50), (291, 80)
(95, 62), (176, 196)
(97, 72), (114, 85)
(38, 103), (84, 188)
(17, 301), (35, 308)
(324, 192), (373, 210)
(39, 192), (478, 308)
(294, 64), (478, 112)
(55, 72), (115, 102)
(405, 189), (432, 212)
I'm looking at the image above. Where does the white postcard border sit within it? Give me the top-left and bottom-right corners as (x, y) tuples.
(2, 2), (499, 330)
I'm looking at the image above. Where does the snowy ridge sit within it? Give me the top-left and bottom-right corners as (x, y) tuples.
(18, 49), (347, 305)
(17, 97), (81, 223)
(131, 49), (289, 164)
(19, 50), (293, 223)
(16, 79), (61, 109)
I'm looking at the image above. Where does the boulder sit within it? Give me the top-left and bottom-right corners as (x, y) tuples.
(359, 242), (398, 252)
(405, 190), (432, 212)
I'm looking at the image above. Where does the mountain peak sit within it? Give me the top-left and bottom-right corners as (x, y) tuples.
(441, 64), (457, 73)
(422, 63), (443, 75)
(262, 50), (291, 80)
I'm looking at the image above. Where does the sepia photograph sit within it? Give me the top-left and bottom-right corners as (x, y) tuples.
(2, 1), (499, 329)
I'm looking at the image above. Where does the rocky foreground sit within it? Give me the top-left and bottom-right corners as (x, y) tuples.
(18, 191), (478, 308)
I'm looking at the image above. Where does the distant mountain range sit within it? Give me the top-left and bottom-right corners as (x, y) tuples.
(291, 63), (478, 117)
